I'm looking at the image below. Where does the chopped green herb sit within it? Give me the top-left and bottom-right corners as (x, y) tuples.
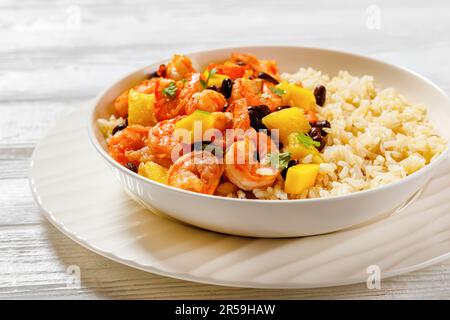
(296, 133), (321, 148)
(265, 151), (291, 169)
(269, 86), (286, 96)
(209, 67), (217, 77)
(201, 67), (217, 88)
(163, 81), (178, 97)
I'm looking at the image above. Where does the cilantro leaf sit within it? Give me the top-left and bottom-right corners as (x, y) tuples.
(201, 67), (217, 88)
(209, 67), (217, 77)
(269, 86), (286, 96)
(265, 152), (291, 170)
(163, 81), (178, 97)
(296, 133), (321, 148)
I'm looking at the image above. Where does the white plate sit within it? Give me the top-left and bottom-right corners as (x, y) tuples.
(29, 107), (450, 288)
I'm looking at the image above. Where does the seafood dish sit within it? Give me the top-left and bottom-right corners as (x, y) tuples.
(97, 53), (446, 200)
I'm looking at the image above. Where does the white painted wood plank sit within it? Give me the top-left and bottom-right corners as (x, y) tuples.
(1, 0), (449, 299)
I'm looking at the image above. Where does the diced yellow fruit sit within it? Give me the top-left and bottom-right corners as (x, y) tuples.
(174, 110), (215, 143)
(262, 107), (311, 144)
(202, 70), (229, 87)
(285, 164), (320, 194)
(276, 82), (316, 112)
(138, 161), (168, 184)
(128, 89), (157, 126)
(286, 132), (323, 164)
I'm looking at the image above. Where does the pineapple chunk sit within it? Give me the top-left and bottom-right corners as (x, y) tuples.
(138, 161), (168, 184)
(128, 89), (157, 126)
(286, 132), (323, 164)
(175, 110), (215, 143)
(285, 164), (320, 194)
(277, 81), (316, 112)
(262, 107), (311, 144)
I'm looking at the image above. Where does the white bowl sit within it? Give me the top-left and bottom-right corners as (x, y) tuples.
(88, 46), (450, 238)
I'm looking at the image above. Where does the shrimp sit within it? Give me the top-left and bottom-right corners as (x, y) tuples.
(230, 78), (283, 111)
(205, 63), (248, 80)
(114, 79), (157, 117)
(154, 78), (185, 121)
(230, 98), (251, 131)
(168, 151), (224, 194)
(147, 116), (185, 165)
(108, 125), (150, 165)
(230, 53), (279, 78)
(230, 78), (263, 107)
(184, 89), (227, 115)
(211, 112), (233, 131)
(166, 54), (196, 80)
(177, 72), (202, 113)
(261, 82), (283, 111)
(224, 134), (278, 191)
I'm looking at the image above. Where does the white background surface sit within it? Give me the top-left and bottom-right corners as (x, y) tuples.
(1, 0), (449, 299)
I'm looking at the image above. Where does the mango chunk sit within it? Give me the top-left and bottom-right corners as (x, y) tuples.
(262, 107), (311, 144)
(285, 164), (320, 194)
(175, 110), (215, 143)
(286, 132), (323, 164)
(138, 161), (168, 184)
(276, 81), (316, 112)
(128, 89), (157, 126)
(202, 69), (230, 87)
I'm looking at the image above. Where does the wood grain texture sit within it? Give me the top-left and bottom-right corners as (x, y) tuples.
(1, 0), (449, 299)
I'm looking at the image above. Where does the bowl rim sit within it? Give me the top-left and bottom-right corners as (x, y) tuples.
(87, 44), (450, 204)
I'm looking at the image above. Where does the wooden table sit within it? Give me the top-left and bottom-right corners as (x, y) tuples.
(1, 0), (449, 299)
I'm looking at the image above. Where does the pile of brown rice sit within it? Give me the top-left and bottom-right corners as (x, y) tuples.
(245, 68), (446, 200)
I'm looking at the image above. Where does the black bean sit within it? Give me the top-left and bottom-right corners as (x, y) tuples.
(244, 191), (257, 199)
(191, 141), (223, 158)
(112, 123), (127, 136)
(309, 128), (326, 151)
(277, 141), (284, 150)
(248, 110), (266, 131)
(248, 105), (271, 131)
(149, 64), (166, 78)
(253, 149), (260, 162)
(257, 72), (279, 85)
(207, 85), (218, 91)
(314, 85), (327, 106)
(125, 162), (138, 173)
(317, 139), (326, 151)
(314, 119), (331, 128)
(309, 127), (322, 138)
(219, 78), (233, 99)
(312, 120), (330, 137)
(275, 105), (291, 112)
(248, 105), (271, 115)
(236, 61), (246, 66)
(281, 160), (299, 180)
(310, 136), (326, 152)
